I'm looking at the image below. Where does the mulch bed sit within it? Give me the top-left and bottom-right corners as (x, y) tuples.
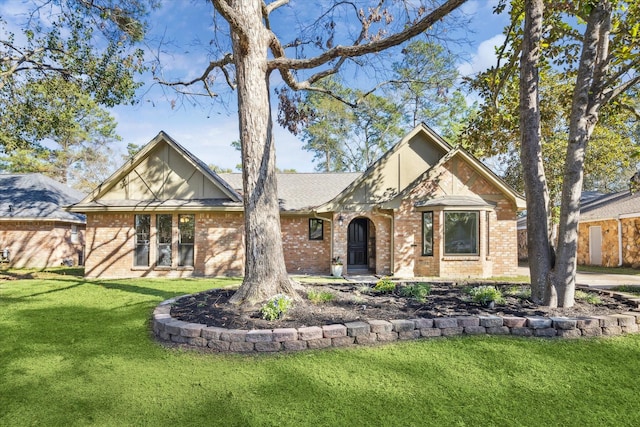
(170, 282), (639, 330)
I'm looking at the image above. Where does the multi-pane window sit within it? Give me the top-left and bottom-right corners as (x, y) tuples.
(444, 211), (479, 255)
(156, 214), (172, 266)
(422, 212), (433, 256)
(309, 218), (324, 240)
(134, 214), (150, 266)
(178, 214), (195, 267)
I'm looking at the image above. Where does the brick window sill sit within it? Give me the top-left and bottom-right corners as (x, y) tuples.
(442, 256), (480, 261)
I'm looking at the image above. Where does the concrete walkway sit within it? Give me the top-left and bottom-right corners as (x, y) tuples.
(517, 265), (640, 288)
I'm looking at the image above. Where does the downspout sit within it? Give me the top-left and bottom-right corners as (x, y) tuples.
(374, 208), (395, 275)
(618, 217), (623, 267)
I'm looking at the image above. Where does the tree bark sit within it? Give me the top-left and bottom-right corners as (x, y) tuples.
(227, 0), (297, 307)
(519, 0), (555, 305)
(551, 1), (611, 307)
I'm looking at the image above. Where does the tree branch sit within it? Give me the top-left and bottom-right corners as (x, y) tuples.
(267, 0), (466, 72)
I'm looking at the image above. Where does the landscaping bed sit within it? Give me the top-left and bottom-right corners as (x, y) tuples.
(170, 281), (638, 330)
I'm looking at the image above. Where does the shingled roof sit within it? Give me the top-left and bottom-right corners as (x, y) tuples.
(580, 191), (640, 221)
(0, 173), (85, 223)
(219, 172), (361, 211)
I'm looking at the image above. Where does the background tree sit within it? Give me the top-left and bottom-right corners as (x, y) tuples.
(464, 68), (640, 207)
(156, 0), (468, 306)
(390, 39), (473, 141)
(470, 0), (640, 306)
(0, 77), (121, 192)
(281, 40), (470, 172)
(289, 78), (403, 172)
(1, 1), (152, 187)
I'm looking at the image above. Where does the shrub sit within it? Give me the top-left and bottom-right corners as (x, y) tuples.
(307, 290), (335, 304)
(399, 282), (432, 302)
(574, 290), (602, 305)
(467, 285), (505, 306)
(374, 277), (396, 293)
(260, 294), (293, 320)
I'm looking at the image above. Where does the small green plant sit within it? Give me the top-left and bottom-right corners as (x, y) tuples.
(574, 290), (602, 305)
(505, 285), (531, 300)
(399, 282), (432, 302)
(357, 284), (373, 294)
(307, 290), (335, 304)
(467, 285), (505, 306)
(374, 277), (396, 293)
(260, 294), (293, 320)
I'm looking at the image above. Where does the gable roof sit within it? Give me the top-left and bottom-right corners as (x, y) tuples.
(579, 191), (640, 221)
(69, 131), (243, 212)
(0, 173), (85, 223)
(320, 123), (525, 211)
(220, 172), (361, 211)
(319, 123), (452, 211)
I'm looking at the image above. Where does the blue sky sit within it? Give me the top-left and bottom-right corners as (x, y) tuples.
(2, 0), (509, 173)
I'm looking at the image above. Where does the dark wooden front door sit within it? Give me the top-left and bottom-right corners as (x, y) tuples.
(347, 218), (368, 269)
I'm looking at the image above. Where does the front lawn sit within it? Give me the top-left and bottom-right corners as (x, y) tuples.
(2, 272), (640, 426)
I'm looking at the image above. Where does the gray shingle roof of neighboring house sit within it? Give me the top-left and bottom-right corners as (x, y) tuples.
(219, 172), (362, 211)
(0, 173), (86, 223)
(579, 191), (640, 221)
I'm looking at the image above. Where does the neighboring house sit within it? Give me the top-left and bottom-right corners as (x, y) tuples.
(0, 173), (86, 268)
(69, 123), (525, 279)
(577, 190), (640, 267)
(517, 191), (604, 262)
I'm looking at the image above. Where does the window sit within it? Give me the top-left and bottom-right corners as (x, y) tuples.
(156, 214), (172, 266)
(486, 211), (490, 256)
(444, 211), (479, 255)
(134, 215), (150, 266)
(309, 218), (324, 240)
(71, 224), (79, 244)
(422, 212), (433, 256)
(178, 214), (195, 267)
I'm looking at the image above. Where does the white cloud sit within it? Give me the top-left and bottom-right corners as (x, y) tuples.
(458, 34), (506, 77)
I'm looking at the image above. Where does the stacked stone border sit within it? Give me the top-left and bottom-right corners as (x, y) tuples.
(152, 288), (640, 353)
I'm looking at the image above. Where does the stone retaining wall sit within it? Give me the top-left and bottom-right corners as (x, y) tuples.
(152, 295), (640, 353)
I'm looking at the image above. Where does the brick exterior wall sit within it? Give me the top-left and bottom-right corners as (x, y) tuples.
(0, 221), (85, 268)
(281, 216), (331, 274)
(84, 212), (341, 278)
(84, 212), (245, 278)
(331, 212), (392, 276)
(391, 158), (518, 278)
(82, 158), (519, 279)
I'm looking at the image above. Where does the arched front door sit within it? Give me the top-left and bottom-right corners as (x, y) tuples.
(347, 218), (369, 271)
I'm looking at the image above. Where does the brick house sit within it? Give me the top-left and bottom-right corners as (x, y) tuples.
(577, 191), (640, 267)
(69, 123), (525, 279)
(0, 173), (86, 268)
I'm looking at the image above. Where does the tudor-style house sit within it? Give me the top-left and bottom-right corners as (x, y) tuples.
(68, 123), (525, 279)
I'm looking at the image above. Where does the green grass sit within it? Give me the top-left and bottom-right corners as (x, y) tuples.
(577, 265), (640, 275)
(610, 285), (640, 295)
(2, 272), (640, 426)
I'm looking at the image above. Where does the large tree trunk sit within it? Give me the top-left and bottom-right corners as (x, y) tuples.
(519, 0), (555, 305)
(551, 2), (611, 307)
(227, 0), (297, 307)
